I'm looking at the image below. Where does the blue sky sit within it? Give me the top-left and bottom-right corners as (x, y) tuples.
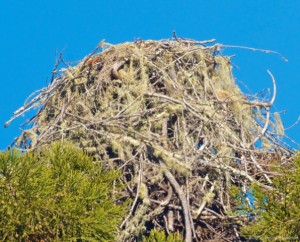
(1, 0), (299, 150)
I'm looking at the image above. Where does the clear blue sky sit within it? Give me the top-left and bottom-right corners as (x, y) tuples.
(1, 0), (299, 150)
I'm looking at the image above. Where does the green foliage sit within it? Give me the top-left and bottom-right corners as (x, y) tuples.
(142, 229), (183, 242)
(0, 142), (126, 241)
(241, 154), (300, 241)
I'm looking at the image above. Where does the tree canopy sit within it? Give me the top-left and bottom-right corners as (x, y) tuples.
(0, 142), (126, 241)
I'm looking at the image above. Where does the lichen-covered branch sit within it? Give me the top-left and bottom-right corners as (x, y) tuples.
(5, 39), (293, 241)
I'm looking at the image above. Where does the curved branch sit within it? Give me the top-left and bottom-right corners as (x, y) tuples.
(111, 59), (127, 79)
(243, 70), (277, 108)
(267, 70), (277, 106)
(251, 70), (276, 147)
(150, 184), (173, 206)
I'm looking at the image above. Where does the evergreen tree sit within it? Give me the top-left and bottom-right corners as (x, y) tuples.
(142, 229), (183, 242)
(0, 142), (126, 241)
(241, 154), (300, 241)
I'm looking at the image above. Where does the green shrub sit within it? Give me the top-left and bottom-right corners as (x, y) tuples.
(142, 229), (183, 242)
(241, 154), (300, 241)
(0, 142), (126, 241)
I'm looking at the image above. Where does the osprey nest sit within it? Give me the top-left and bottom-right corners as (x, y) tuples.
(6, 38), (293, 241)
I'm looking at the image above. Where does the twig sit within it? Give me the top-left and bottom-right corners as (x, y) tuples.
(195, 182), (215, 218)
(220, 44), (288, 62)
(51, 50), (64, 83)
(120, 160), (143, 229)
(284, 116), (300, 131)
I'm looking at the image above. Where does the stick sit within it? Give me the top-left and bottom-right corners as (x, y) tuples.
(161, 162), (192, 242)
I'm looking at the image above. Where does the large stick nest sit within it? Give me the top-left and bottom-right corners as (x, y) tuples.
(6, 38), (293, 241)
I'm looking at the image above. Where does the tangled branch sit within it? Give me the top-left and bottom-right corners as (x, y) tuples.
(5, 39), (293, 241)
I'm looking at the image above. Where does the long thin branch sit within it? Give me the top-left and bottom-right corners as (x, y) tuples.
(220, 44), (288, 62)
(161, 162), (192, 242)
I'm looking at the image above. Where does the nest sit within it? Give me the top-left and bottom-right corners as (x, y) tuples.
(6, 38), (293, 241)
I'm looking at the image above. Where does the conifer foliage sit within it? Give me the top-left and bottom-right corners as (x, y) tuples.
(142, 229), (183, 242)
(241, 154), (300, 241)
(0, 142), (126, 241)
